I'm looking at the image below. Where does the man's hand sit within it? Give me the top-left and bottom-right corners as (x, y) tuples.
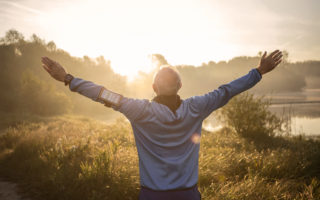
(257, 50), (283, 75)
(41, 57), (67, 82)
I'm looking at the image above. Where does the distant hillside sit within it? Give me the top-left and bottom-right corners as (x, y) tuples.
(1, 29), (319, 117)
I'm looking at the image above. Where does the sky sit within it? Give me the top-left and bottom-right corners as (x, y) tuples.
(0, 0), (319, 77)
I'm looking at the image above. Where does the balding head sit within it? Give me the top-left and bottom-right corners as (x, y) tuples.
(152, 65), (182, 95)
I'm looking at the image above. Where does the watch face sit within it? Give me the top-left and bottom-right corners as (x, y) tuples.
(65, 74), (73, 82)
(99, 88), (122, 106)
(64, 74), (74, 85)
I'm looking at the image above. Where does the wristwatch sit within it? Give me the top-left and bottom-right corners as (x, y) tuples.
(64, 74), (74, 86)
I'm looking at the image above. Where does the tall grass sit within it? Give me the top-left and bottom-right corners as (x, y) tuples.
(199, 128), (320, 199)
(0, 116), (139, 200)
(0, 114), (319, 199)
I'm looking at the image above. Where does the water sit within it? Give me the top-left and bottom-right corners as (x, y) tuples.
(291, 116), (320, 135)
(204, 104), (320, 136)
(204, 89), (320, 136)
(269, 89), (320, 135)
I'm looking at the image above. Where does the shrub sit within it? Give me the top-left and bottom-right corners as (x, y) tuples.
(218, 92), (285, 139)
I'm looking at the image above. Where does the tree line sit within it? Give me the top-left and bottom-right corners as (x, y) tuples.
(0, 29), (319, 117)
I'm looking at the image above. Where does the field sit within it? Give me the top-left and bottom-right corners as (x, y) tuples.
(0, 113), (319, 200)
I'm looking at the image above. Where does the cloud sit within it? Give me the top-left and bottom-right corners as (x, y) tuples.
(0, 0), (44, 15)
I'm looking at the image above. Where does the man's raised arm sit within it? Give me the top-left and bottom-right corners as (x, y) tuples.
(189, 50), (283, 119)
(41, 57), (106, 104)
(41, 56), (149, 121)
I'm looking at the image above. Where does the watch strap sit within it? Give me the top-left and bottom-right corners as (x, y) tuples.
(64, 74), (74, 86)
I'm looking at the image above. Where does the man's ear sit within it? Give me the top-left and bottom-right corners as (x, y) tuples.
(178, 82), (182, 91)
(152, 84), (158, 94)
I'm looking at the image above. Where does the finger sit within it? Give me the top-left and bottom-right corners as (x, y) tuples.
(43, 57), (55, 67)
(273, 51), (282, 59)
(53, 60), (61, 68)
(41, 56), (50, 62)
(268, 50), (280, 59)
(41, 57), (48, 64)
(42, 64), (50, 71)
(262, 51), (267, 59)
(54, 60), (66, 71)
(273, 54), (283, 62)
(274, 58), (281, 64)
(274, 59), (282, 66)
(272, 51), (282, 59)
(41, 57), (52, 67)
(42, 64), (51, 73)
(268, 50), (280, 58)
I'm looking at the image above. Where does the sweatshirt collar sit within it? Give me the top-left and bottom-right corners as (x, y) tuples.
(152, 94), (182, 114)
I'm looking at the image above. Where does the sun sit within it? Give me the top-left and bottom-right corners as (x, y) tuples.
(34, 0), (238, 80)
(109, 54), (155, 81)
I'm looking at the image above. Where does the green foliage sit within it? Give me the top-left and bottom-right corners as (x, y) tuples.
(19, 71), (72, 115)
(0, 29), (318, 117)
(0, 29), (25, 45)
(0, 29), (127, 117)
(0, 116), (319, 200)
(218, 92), (285, 139)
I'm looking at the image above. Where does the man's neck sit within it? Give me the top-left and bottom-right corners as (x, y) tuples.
(152, 94), (182, 114)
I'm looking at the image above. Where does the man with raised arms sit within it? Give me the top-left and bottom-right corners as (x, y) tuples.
(41, 50), (282, 200)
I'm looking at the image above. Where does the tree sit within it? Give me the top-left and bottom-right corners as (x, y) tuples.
(151, 54), (168, 69)
(47, 41), (57, 52)
(0, 29), (24, 45)
(281, 50), (289, 64)
(30, 34), (45, 45)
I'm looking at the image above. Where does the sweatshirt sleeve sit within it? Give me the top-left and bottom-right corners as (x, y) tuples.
(188, 68), (262, 119)
(69, 77), (105, 104)
(69, 77), (149, 121)
(112, 97), (150, 122)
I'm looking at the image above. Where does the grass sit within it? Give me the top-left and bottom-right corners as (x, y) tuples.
(0, 115), (319, 200)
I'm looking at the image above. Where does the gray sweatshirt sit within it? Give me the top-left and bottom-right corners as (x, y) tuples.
(69, 68), (262, 190)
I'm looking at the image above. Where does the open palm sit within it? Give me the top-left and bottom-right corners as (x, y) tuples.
(257, 50), (283, 75)
(41, 57), (67, 82)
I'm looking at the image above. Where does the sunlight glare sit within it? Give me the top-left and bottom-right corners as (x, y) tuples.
(110, 54), (154, 81)
(34, 0), (249, 79)
(191, 133), (201, 144)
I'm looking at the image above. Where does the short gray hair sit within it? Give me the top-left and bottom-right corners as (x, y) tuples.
(153, 65), (181, 95)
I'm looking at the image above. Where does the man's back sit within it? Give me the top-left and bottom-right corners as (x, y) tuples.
(115, 97), (203, 190)
(111, 68), (262, 190)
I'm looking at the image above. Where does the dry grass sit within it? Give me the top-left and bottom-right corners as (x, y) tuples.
(0, 115), (319, 200)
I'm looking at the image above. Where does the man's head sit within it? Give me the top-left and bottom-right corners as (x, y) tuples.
(152, 65), (182, 96)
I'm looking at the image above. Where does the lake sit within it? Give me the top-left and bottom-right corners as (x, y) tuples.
(204, 89), (320, 136)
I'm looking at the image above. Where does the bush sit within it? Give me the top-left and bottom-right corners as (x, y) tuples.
(218, 92), (285, 139)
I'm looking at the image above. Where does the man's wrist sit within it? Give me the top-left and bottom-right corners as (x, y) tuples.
(64, 74), (74, 86)
(256, 67), (263, 76)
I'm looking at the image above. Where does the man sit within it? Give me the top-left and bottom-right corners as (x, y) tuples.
(41, 50), (282, 200)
